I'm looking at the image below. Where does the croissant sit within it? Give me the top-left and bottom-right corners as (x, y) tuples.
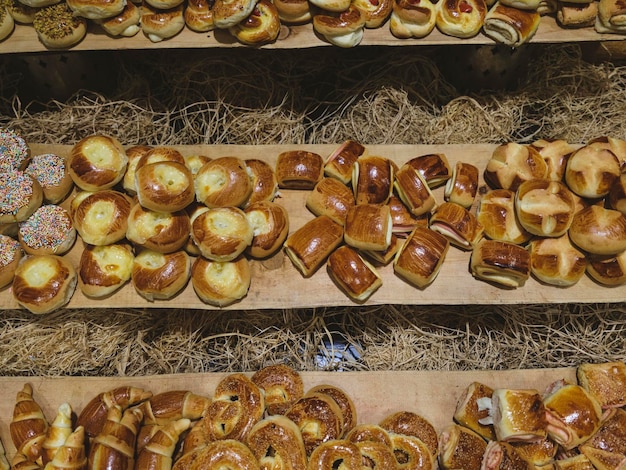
(0, 438), (9, 470)
(42, 403), (73, 465)
(87, 406), (143, 470)
(10, 383), (49, 463)
(142, 390), (211, 425)
(43, 426), (87, 470)
(10, 453), (41, 470)
(135, 419), (191, 470)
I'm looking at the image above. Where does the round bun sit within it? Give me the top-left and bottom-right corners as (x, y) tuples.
(184, 154), (212, 177)
(313, 5), (366, 48)
(26, 153), (74, 204)
(126, 203), (191, 253)
(244, 200), (289, 259)
(251, 364), (304, 415)
(609, 173), (626, 216)
(245, 158), (278, 206)
(272, 0), (311, 23)
(514, 179), (575, 237)
(122, 145), (153, 195)
(6, 0), (38, 25)
(191, 255), (251, 307)
(195, 156), (252, 208)
(529, 234), (587, 287)
(435, 0), (487, 38)
(568, 205), (626, 256)
(135, 160), (195, 212)
(212, 0), (257, 28)
(184, 0), (215, 31)
(131, 249), (190, 301)
(191, 206), (253, 261)
(587, 251), (626, 286)
(389, 0), (437, 39)
(141, 3), (186, 42)
(484, 142), (548, 191)
(0, 128), (30, 170)
(476, 189), (531, 245)
(136, 146), (186, 169)
(229, 0), (281, 45)
(531, 138), (574, 182)
(97, 1), (141, 36)
(67, 0), (126, 19)
(12, 254), (77, 314)
(276, 150), (324, 190)
(72, 190), (133, 246)
(145, 0), (185, 11)
(18, 204), (76, 255)
(352, 0), (392, 28)
(78, 243), (134, 298)
(68, 134), (128, 191)
(0, 171), (43, 224)
(565, 144), (621, 199)
(33, 3), (87, 48)
(0, 234), (23, 289)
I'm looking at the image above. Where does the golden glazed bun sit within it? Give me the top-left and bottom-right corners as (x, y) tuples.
(245, 159), (278, 206)
(250, 364), (304, 415)
(313, 5), (366, 48)
(141, 3), (186, 42)
(276, 150), (324, 190)
(306, 177), (355, 226)
(565, 144), (621, 199)
(67, 0), (126, 19)
(528, 235), (587, 287)
(97, 1), (141, 36)
(327, 245), (382, 302)
(324, 140), (366, 185)
(191, 255), (251, 307)
(72, 190), (133, 246)
(436, 0), (487, 38)
(0, 171), (43, 224)
(379, 410), (439, 456)
(244, 201), (289, 259)
(388, 195), (427, 234)
(405, 153), (452, 188)
(68, 134), (128, 191)
(484, 142), (548, 191)
(344, 203), (392, 252)
(390, 0), (437, 38)
(353, 155), (396, 206)
(185, 0), (215, 31)
(185, 154), (212, 177)
(131, 249), (191, 301)
(25, 153), (74, 204)
(530, 139), (574, 182)
(609, 173), (626, 216)
(482, 2), (541, 47)
(394, 162), (437, 217)
(0, 10), (14, 48)
(444, 161), (479, 209)
(429, 201), (484, 250)
(587, 251), (626, 286)
(0, 234), (22, 289)
(78, 243), (134, 298)
(229, 0), (281, 46)
(191, 206), (253, 262)
(272, 0), (311, 23)
(477, 189), (531, 245)
(33, 3), (87, 48)
(568, 205), (626, 256)
(122, 145), (153, 195)
(18, 204), (76, 256)
(470, 239), (530, 288)
(195, 156), (252, 208)
(393, 227), (449, 289)
(12, 254), (77, 314)
(135, 160), (195, 212)
(212, 0), (258, 28)
(126, 204), (191, 253)
(136, 145), (186, 168)
(352, 0), (392, 27)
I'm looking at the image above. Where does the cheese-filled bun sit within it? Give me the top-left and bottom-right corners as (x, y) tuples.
(191, 255), (251, 307)
(244, 200), (289, 259)
(126, 204), (191, 253)
(78, 243), (134, 298)
(132, 249), (191, 301)
(195, 156), (252, 208)
(67, 0), (126, 19)
(72, 190), (133, 246)
(135, 160), (195, 213)
(68, 134), (128, 191)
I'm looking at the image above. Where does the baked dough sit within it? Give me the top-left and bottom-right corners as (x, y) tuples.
(18, 204), (76, 256)
(324, 139), (366, 185)
(66, 0), (126, 19)
(429, 201), (484, 250)
(306, 177), (355, 225)
(141, 3), (186, 42)
(191, 255), (251, 307)
(470, 238), (530, 288)
(135, 160), (195, 213)
(393, 227), (449, 289)
(482, 2), (541, 47)
(244, 200), (289, 259)
(327, 245), (383, 302)
(0, 234), (22, 289)
(25, 153), (74, 204)
(444, 161), (479, 208)
(97, 1), (142, 36)
(405, 153), (452, 188)
(436, 0), (487, 38)
(78, 243), (134, 298)
(185, 0), (215, 31)
(68, 134), (128, 191)
(0, 171), (43, 224)
(250, 364), (304, 415)
(229, 0), (281, 45)
(132, 249), (191, 301)
(390, 0), (438, 38)
(212, 0), (258, 28)
(394, 163), (437, 216)
(195, 156), (252, 208)
(72, 190), (133, 246)
(344, 203), (392, 252)
(126, 204), (191, 253)
(353, 155), (395, 205)
(276, 150), (324, 190)
(191, 206), (253, 262)
(33, 3), (87, 48)
(313, 5), (366, 48)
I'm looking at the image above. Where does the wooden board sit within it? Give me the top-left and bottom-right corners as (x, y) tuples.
(1, 143), (624, 312)
(0, 367), (578, 461)
(0, 16), (625, 54)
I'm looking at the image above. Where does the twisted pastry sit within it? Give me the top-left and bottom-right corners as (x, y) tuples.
(246, 415), (308, 470)
(389, 433), (436, 470)
(435, 0), (487, 38)
(136, 419), (191, 470)
(229, 0), (281, 45)
(313, 4), (366, 48)
(306, 384), (357, 437)
(45, 426), (87, 470)
(251, 364), (304, 415)
(189, 440), (260, 470)
(356, 441), (397, 469)
(42, 403), (73, 465)
(87, 406), (143, 470)
(352, 0), (393, 27)
(390, 0), (437, 38)
(185, 0), (215, 31)
(379, 411), (438, 457)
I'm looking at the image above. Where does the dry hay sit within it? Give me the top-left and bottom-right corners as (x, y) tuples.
(0, 43), (626, 376)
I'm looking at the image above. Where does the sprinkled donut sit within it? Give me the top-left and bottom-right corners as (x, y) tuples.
(18, 204), (76, 255)
(0, 128), (30, 171)
(0, 171), (43, 224)
(0, 234), (22, 289)
(26, 153), (74, 204)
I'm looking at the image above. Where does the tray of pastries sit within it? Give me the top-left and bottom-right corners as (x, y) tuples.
(1, 131), (626, 312)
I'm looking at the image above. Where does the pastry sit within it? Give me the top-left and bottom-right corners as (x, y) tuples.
(394, 162), (437, 217)
(0, 171), (43, 224)
(390, 0), (438, 38)
(405, 153), (452, 188)
(141, 390), (211, 424)
(188, 439), (260, 470)
(136, 146), (186, 168)
(307, 440), (362, 469)
(345, 424), (392, 446)
(33, 3), (87, 48)
(586, 250), (626, 286)
(327, 245), (383, 302)
(490, 388), (547, 442)
(251, 364), (304, 415)
(272, 0), (311, 23)
(0, 5), (15, 42)
(429, 201), (484, 250)
(185, 154), (212, 177)
(324, 140), (366, 185)
(135, 160), (195, 213)
(12, 254), (77, 314)
(244, 200), (289, 259)
(388, 195), (427, 234)
(596, 0), (626, 32)
(579, 408), (626, 467)
(306, 384), (357, 436)
(185, 0), (215, 31)
(438, 424), (488, 470)
(284, 215), (344, 277)
(122, 145), (153, 195)
(530, 138), (574, 181)
(484, 142), (548, 191)
(87, 407), (144, 470)
(6, 0), (38, 22)
(126, 204), (191, 253)
(66, 0), (126, 19)
(0, 234), (22, 289)
(453, 381), (496, 441)
(352, 0), (393, 27)
(68, 134), (128, 191)
(588, 135), (626, 169)
(191, 206), (253, 262)
(10, 383), (48, 463)
(141, 3), (186, 42)
(245, 158), (278, 206)
(314, 4), (366, 47)
(514, 179), (576, 237)
(72, 190), (133, 246)
(97, 1), (142, 36)
(470, 239), (531, 288)
(212, 0), (258, 28)
(480, 440), (532, 470)
(195, 156), (252, 208)
(477, 189), (532, 245)
(78, 243), (134, 298)
(353, 155), (394, 205)
(25, 153), (74, 204)
(608, 173), (626, 216)
(510, 438), (557, 467)
(18, 204), (76, 256)
(344, 203), (392, 252)
(389, 433), (436, 470)
(565, 144), (621, 199)
(0, 128), (30, 170)
(482, 2), (541, 46)
(380, 411), (439, 457)
(135, 419), (191, 470)
(577, 362), (626, 409)
(528, 234), (587, 287)
(191, 256), (251, 307)
(568, 205), (626, 256)
(436, 0), (488, 38)
(306, 177), (355, 225)
(41, 402), (75, 465)
(276, 150), (324, 190)
(354, 441), (397, 469)
(444, 161), (479, 209)
(230, 0), (281, 45)
(145, 0), (184, 11)
(246, 415), (308, 470)
(131, 249), (191, 301)
(362, 233), (401, 266)
(557, 1), (598, 27)
(393, 227), (449, 289)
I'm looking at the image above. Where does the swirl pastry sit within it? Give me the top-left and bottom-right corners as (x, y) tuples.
(18, 204), (76, 256)
(126, 204), (191, 254)
(97, 1), (142, 37)
(394, 163), (437, 217)
(72, 190), (132, 246)
(69, 134), (128, 191)
(352, 0), (393, 27)
(0, 171), (43, 224)
(436, 0), (487, 38)
(78, 243), (134, 298)
(306, 177), (355, 226)
(528, 235), (587, 287)
(327, 245), (383, 302)
(230, 0), (281, 45)
(0, 234), (22, 289)
(189, 439), (260, 470)
(390, 0), (437, 38)
(438, 424), (487, 470)
(393, 227), (449, 289)
(470, 239), (530, 288)
(308, 440), (362, 470)
(213, 0), (258, 28)
(33, 3), (87, 48)
(191, 255), (251, 307)
(313, 5), (366, 48)
(246, 415), (308, 470)
(444, 161), (479, 209)
(25, 153), (73, 204)
(353, 156), (394, 206)
(12, 254), (77, 314)
(324, 140), (366, 185)
(389, 433), (436, 470)
(132, 249), (191, 301)
(251, 364), (304, 415)
(185, 0), (216, 31)
(195, 156), (252, 208)
(484, 142), (547, 191)
(482, 2), (541, 47)
(141, 3), (186, 42)
(244, 201), (289, 259)
(380, 411), (439, 457)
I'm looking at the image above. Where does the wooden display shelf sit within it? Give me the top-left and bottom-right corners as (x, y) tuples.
(1, 142), (624, 312)
(0, 366), (578, 461)
(0, 15), (625, 54)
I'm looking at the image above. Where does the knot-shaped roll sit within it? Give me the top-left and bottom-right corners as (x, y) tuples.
(313, 4), (366, 48)
(229, 0), (281, 46)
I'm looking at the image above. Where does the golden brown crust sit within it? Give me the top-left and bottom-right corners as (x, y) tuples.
(272, 0), (310, 23)
(0, 234), (22, 289)
(324, 140), (366, 184)
(444, 161), (479, 209)
(470, 239), (531, 288)
(195, 156), (252, 208)
(389, 433), (436, 470)
(78, 243), (134, 298)
(484, 142), (548, 191)
(393, 226), (449, 289)
(405, 153), (452, 188)
(510, 438), (557, 467)
(122, 145), (153, 195)
(344, 203), (392, 252)
(531, 138), (574, 181)
(185, 0), (215, 31)
(353, 156), (394, 206)
(98, 1), (141, 36)
(67, 0), (126, 19)
(394, 163), (437, 216)
(578, 363), (626, 411)
(230, 0), (281, 45)
(306, 177), (355, 226)
(12, 254), (77, 314)
(18, 204), (76, 256)
(453, 381), (496, 441)
(308, 439), (362, 469)
(436, 0), (487, 38)
(245, 158), (277, 206)
(327, 245), (383, 302)
(135, 160), (195, 213)
(476, 189), (532, 245)
(306, 384), (357, 436)
(72, 190), (132, 246)
(244, 200), (289, 259)
(380, 411), (438, 457)
(586, 251), (626, 286)
(557, 1), (597, 28)
(481, 440), (532, 470)
(212, 0), (257, 28)
(565, 144), (621, 199)
(568, 205), (626, 256)
(246, 415), (307, 470)
(388, 195), (427, 234)
(33, 3), (87, 48)
(69, 135), (128, 191)
(529, 235), (587, 287)
(126, 204), (191, 253)
(389, 0), (437, 38)
(251, 364), (304, 415)
(352, 0), (393, 27)
(131, 249), (191, 301)
(191, 255), (251, 306)
(429, 201), (484, 250)
(515, 179), (576, 237)
(10, 383), (48, 463)
(438, 424), (488, 470)
(141, 3), (186, 42)
(191, 206), (253, 262)
(608, 173), (626, 216)
(25, 153), (74, 204)
(276, 150), (324, 190)
(189, 439), (260, 470)
(482, 1), (541, 47)
(491, 388), (547, 442)
(345, 424), (392, 446)
(313, 4), (366, 47)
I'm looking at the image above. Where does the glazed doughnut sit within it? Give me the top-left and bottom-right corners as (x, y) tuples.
(126, 204), (191, 254)
(185, 0), (215, 31)
(191, 206), (253, 262)
(393, 227), (449, 289)
(135, 161), (195, 213)
(345, 424), (392, 446)
(69, 134), (128, 191)
(141, 3), (186, 42)
(251, 364), (304, 415)
(444, 161), (479, 209)
(272, 0), (311, 23)
(285, 393), (345, 455)
(12, 254), (77, 314)
(307, 440), (362, 470)
(565, 144), (621, 199)
(33, 3), (87, 48)
(276, 150), (324, 190)
(0, 128), (29, 170)
(78, 243), (134, 298)
(389, 433), (436, 470)
(313, 6), (366, 47)
(246, 415), (308, 470)
(390, 0), (437, 39)
(18, 205), (76, 256)
(97, 1), (141, 36)
(528, 235), (587, 287)
(131, 249), (191, 301)
(0, 171), (43, 224)
(67, 0), (126, 19)
(203, 373), (265, 441)
(429, 201), (484, 250)
(212, 0), (258, 28)
(484, 142), (548, 191)
(0, 234), (22, 289)
(6, 0), (38, 24)
(72, 190), (132, 246)
(230, 0), (281, 46)
(195, 156), (252, 208)
(244, 200), (289, 259)
(436, 0), (487, 38)
(394, 163), (437, 217)
(352, 0), (393, 27)
(0, 10), (14, 43)
(188, 439), (260, 470)
(245, 159), (278, 206)
(568, 205), (626, 256)
(191, 255), (251, 307)
(25, 153), (73, 204)
(327, 245), (383, 302)
(122, 145), (153, 195)
(306, 384), (357, 435)
(306, 177), (355, 226)
(344, 203), (392, 252)
(353, 156), (395, 206)
(380, 411), (439, 457)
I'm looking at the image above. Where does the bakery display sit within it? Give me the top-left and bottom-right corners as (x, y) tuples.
(135, 160), (195, 213)
(229, 0), (281, 46)
(194, 156), (252, 208)
(243, 200), (289, 258)
(97, 2), (142, 37)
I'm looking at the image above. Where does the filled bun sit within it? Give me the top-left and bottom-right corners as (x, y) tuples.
(586, 251), (626, 286)
(353, 156), (394, 206)
(528, 235), (587, 287)
(126, 204), (191, 253)
(244, 201), (289, 259)
(72, 190), (133, 246)
(565, 144), (621, 199)
(245, 159), (277, 206)
(191, 206), (253, 262)
(191, 255), (251, 307)
(195, 156), (252, 208)
(67, 0), (126, 19)
(135, 160), (195, 213)
(393, 227), (449, 288)
(306, 177), (355, 226)
(78, 243), (134, 298)
(276, 150), (324, 190)
(68, 134), (128, 191)
(33, 3), (87, 48)
(327, 245), (382, 302)
(470, 238), (530, 288)
(229, 0), (281, 46)
(568, 205), (626, 256)
(313, 4), (366, 48)
(324, 140), (366, 185)
(131, 249), (191, 301)
(141, 3), (186, 42)
(0, 234), (23, 289)
(476, 189), (531, 245)
(97, 1), (141, 37)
